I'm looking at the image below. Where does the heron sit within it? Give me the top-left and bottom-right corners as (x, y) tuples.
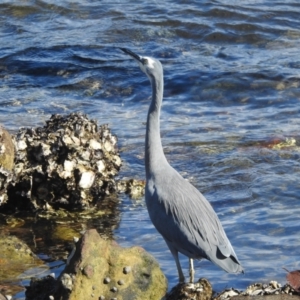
(120, 48), (243, 283)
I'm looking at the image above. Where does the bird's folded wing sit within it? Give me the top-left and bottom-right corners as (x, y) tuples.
(153, 169), (234, 259)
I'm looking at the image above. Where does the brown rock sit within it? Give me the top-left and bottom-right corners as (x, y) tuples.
(0, 234), (45, 280)
(0, 126), (14, 171)
(0, 126), (15, 205)
(26, 229), (167, 300)
(0, 234), (45, 298)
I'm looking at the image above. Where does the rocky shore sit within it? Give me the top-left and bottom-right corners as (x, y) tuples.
(25, 229), (167, 300)
(0, 114), (299, 300)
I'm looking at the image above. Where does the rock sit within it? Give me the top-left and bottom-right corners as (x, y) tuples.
(0, 293), (9, 300)
(0, 126), (14, 171)
(216, 288), (240, 300)
(117, 178), (145, 199)
(230, 296), (300, 300)
(0, 168), (14, 206)
(0, 234), (45, 297)
(25, 229), (167, 300)
(0, 127), (15, 206)
(25, 275), (57, 300)
(214, 280), (300, 300)
(0, 234), (45, 279)
(1, 113), (122, 211)
(166, 278), (213, 300)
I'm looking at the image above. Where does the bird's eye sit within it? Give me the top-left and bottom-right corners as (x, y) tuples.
(142, 58), (148, 65)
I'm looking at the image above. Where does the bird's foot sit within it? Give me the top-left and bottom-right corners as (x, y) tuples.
(189, 258), (195, 283)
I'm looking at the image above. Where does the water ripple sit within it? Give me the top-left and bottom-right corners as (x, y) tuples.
(1, 0), (300, 295)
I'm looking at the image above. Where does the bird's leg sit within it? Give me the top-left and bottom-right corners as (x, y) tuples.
(174, 251), (185, 283)
(189, 258), (195, 283)
(165, 240), (185, 282)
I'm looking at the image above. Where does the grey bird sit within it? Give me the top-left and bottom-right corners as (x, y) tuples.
(120, 48), (243, 283)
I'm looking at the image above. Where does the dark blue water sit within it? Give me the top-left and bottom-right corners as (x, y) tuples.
(1, 0), (300, 296)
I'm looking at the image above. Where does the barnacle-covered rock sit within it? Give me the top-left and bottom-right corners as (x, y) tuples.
(214, 280), (299, 300)
(6, 113), (121, 211)
(0, 168), (14, 206)
(117, 178), (145, 199)
(166, 278), (213, 300)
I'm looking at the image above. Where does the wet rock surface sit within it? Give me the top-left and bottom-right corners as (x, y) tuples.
(0, 234), (45, 279)
(1, 113), (121, 212)
(0, 234), (46, 298)
(25, 229), (167, 300)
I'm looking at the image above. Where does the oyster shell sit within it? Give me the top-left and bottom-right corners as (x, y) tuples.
(3, 113), (121, 211)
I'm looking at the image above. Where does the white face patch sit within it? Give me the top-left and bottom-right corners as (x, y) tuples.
(138, 56), (156, 75)
(145, 56), (156, 68)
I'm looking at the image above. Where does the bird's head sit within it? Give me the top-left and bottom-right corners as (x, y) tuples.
(120, 48), (163, 81)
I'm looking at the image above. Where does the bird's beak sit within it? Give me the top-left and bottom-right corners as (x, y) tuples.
(120, 48), (143, 63)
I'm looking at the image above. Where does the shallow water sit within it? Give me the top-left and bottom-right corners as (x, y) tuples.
(1, 0), (300, 296)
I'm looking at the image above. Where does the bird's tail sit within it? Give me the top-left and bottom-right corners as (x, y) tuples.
(210, 247), (244, 274)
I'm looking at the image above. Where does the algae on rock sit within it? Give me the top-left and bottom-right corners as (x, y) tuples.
(26, 229), (167, 300)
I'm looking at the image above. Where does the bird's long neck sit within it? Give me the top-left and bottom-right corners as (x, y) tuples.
(145, 74), (168, 178)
